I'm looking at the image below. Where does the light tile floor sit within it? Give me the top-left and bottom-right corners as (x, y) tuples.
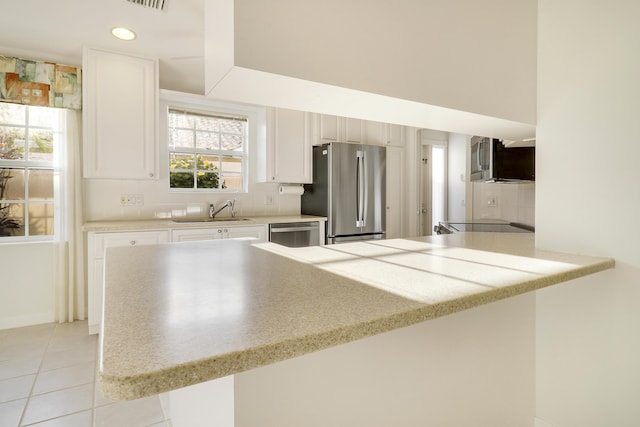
(0, 321), (171, 427)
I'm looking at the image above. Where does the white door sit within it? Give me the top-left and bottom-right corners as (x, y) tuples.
(420, 145), (432, 236)
(430, 145), (447, 229)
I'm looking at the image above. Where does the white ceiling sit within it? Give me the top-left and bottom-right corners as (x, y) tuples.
(0, 0), (205, 94)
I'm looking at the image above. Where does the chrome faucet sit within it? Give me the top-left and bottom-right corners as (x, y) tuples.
(209, 199), (236, 219)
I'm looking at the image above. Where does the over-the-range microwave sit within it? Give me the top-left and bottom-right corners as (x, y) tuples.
(470, 136), (535, 182)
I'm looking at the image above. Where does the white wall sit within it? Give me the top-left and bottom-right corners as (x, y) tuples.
(535, 1), (640, 425)
(0, 243), (55, 329)
(234, 0), (537, 126)
(236, 292), (535, 427)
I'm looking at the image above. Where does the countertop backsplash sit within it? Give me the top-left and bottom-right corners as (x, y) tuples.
(83, 178), (301, 222)
(472, 181), (535, 227)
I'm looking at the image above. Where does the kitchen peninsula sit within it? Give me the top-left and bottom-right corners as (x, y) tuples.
(99, 233), (613, 426)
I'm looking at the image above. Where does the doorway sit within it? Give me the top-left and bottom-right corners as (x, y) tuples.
(418, 131), (447, 236)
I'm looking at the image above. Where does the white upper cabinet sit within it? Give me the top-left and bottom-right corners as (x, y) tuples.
(83, 47), (158, 179)
(316, 114), (340, 144)
(387, 124), (406, 147)
(343, 117), (364, 143)
(364, 121), (406, 147)
(261, 107), (312, 183)
(364, 120), (387, 146)
(313, 114), (364, 145)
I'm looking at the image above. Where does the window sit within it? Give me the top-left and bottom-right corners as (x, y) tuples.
(168, 108), (247, 191)
(0, 103), (60, 239)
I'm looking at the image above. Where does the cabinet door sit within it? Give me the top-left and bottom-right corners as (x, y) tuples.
(89, 259), (104, 335)
(269, 108), (312, 183)
(223, 225), (268, 243)
(343, 118), (364, 143)
(364, 120), (387, 146)
(387, 124), (406, 147)
(386, 147), (405, 239)
(83, 47), (158, 179)
(172, 228), (225, 242)
(96, 230), (169, 255)
(317, 114), (340, 144)
(87, 230), (169, 334)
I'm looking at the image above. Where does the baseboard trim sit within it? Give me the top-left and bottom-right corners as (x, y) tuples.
(0, 312), (55, 330)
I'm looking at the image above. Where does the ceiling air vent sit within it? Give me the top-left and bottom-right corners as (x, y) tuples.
(125, 0), (167, 12)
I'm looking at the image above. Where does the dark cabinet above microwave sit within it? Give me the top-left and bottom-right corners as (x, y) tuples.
(470, 136), (535, 182)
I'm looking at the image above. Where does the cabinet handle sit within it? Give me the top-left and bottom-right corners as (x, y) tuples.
(217, 229), (222, 233)
(149, 173), (154, 178)
(223, 229), (228, 233)
(130, 240), (137, 245)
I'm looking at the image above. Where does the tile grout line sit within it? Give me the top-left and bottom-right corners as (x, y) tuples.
(17, 323), (55, 427)
(3, 322), (170, 427)
(16, 323), (98, 427)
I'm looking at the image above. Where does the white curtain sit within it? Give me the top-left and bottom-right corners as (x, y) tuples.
(54, 109), (85, 323)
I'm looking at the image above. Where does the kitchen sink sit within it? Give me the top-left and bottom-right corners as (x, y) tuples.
(172, 217), (252, 223)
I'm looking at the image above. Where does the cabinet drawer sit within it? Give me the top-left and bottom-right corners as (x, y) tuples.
(225, 225), (267, 242)
(172, 228), (223, 242)
(93, 230), (170, 258)
(172, 225), (268, 243)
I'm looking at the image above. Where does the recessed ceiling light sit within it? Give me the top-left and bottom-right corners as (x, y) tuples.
(111, 27), (137, 41)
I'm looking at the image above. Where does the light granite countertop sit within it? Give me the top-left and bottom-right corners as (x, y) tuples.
(99, 233), (614, 401)
(82, 215), (326, 232)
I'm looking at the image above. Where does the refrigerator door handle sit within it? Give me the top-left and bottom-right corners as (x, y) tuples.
(362, 150), (368, 227)
(356, 150), (365, 227)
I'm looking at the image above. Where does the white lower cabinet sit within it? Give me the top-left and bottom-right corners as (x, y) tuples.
(88, 224), (268, 334)
(171, 225), (267, 243)
(87, 230), (170, 334)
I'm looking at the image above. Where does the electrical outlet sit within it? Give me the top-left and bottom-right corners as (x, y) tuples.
(120, 194), (144, 207)
(264, 195), (273, 205)
(487, 196), (498, 207)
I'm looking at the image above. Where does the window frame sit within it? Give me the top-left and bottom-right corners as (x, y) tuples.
(0, 104), (61, 242)
(162, 91), (260, 194)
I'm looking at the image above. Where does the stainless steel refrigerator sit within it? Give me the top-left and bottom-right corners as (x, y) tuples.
(302, 142), (386, 244)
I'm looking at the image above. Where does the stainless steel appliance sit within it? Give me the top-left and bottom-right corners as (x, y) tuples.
(302, 142), (386, 244)
(269, 221), (320, 247)
(470, 136), (535, 182)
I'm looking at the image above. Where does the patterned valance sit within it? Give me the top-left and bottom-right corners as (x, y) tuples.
(0, 55), (81, 110)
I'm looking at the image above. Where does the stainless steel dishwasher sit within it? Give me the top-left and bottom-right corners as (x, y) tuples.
(269, 221), (320, 247)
